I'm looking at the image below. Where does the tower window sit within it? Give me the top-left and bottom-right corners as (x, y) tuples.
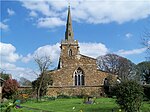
(74, 68), (85, 86)
(68, 49), (72, 56)
(69, 33), (71, 36)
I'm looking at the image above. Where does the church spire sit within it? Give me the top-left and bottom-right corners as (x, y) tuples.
(65, 5), (74, 41)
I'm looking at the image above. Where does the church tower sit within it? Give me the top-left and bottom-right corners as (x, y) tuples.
(58, 6), (79, 69)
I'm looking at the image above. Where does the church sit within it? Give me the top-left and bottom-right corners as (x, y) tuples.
(47, 6), (116, 97)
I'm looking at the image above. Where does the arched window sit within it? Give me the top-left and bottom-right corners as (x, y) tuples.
(74, 68), (84, 86)
(68, 49), (72, 56)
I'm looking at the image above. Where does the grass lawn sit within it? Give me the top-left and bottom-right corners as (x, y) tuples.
(1, 98), (150, 112)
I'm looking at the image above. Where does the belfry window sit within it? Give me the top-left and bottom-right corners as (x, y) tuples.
(69, 33), (71, 36)
(74, 68), (84, 86)
(68, 49), (72, 56)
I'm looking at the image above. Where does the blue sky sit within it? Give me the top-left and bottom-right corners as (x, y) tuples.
(1, 0), (150, 81)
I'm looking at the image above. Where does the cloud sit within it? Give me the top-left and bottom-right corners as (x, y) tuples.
(7, 8), (15, 16)
(0, 22), (9, 31)
(22, 43), (61, 64)
(29, 11), (38, 17)
(79, 43), (108, 58)
(22, 1), (58, 17)
(0, 42), (20, 62)
(116, 48), (147, 56)
(0, 42), (36, 81)
(1, 62), (35, 81)
(125, 33), (133, 39)
(21, 0), (150, 27)
(37, 17), (65, 28)
(21, 54), (33, 63)
(148, 41), (150, 45)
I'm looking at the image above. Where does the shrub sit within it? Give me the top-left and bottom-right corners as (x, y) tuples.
(143, 85), (150, 101)
(47, 96), (55, 101)
(43, 96), (56, 101)
(115, 80), (143, 112)
(3, 79), (19, 99)
(57, 94), (71, 99)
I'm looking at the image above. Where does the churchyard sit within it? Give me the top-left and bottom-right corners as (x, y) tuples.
(1, 97), (150, 112)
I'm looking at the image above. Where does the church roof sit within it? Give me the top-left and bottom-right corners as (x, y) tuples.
(78, 54), (96, 60)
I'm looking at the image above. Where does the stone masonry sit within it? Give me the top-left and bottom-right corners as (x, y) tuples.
(46, 6), (116, 97)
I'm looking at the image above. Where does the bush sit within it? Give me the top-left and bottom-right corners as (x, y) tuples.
(3, 79), (19, 99)
(143, 85), (150, 101)
(43, 96), (56, 101)
(114, 80), (143, 112)
(57, 94), (71, 99)
(47, 96), (55, 101)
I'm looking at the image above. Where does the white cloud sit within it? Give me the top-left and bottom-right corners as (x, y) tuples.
(34, 43), (60, 61)
(125, 33), (133, 39)
(22, 1), (58, 17)
(7, 8), (15, 16)
(116, 48), (147, 56)
(29, 11), (38, 17)
(148, 41), (150, 45)
(79, 43), (108, 58)
(21, 0), (150, 26)
(0, 42), (36, 81)
(37, 17), (65, 28)
(1, 63), (24, 72)
(22, 43), (61, 64)
(148, 40), (150, 48)
(0, 42), (20, 62)
(1, 62), (35, 81)
(0, 22), (9, 31)
(21, 54), (33, 63)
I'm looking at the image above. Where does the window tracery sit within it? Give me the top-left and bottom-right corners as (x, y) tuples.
(74, 68), (84, 86)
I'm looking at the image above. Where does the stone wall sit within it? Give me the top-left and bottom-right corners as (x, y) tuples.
(18, 86), (32, 91)
(50, 55), (109, 87)
(47, 86), (105, 97)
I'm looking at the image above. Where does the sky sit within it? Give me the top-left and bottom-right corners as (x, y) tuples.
(0, 0), (150, 81)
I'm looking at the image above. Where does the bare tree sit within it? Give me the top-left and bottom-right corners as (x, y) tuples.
(142, 30), (150, 60)
(97, 54), (137, 81)
(137, 61), (150, 84)
(34, 55), (52, 101)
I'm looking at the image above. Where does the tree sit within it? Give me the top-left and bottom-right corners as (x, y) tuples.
(137, 61), (150, 84)
(3, 79), (19, 99)
(115, 80), (143, 112)
(19, 77), (32, 86)
(34, 55), (52, 101)
(0, 72), (10, 80)
(32, 72), (52, 97)
(142, 28), (150, 60)
(97, 54), (137, 81)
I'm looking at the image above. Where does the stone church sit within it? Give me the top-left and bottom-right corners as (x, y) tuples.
(47, 6), (116, 97)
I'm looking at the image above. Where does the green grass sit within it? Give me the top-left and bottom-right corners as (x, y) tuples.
(1, 98), (150, 112)
(22, 98), (119, 112)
